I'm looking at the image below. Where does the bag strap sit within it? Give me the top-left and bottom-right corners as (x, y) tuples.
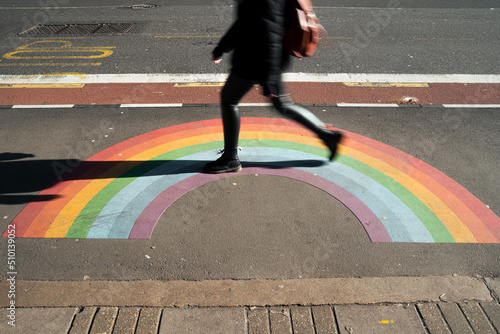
(296, 0), (314, 15)
(295, 0), (317, 21)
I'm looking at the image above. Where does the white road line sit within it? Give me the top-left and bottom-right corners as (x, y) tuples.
(11, 104), (74, 109)
(338, 103), (399, 107)
(1, 73), (500, 84)
(120, 103), (183, 108)
(284, 73), (500, 83)
(0, 6), (120, 9)
(443, 104), (500, 108)
(238, 103), (273, 107)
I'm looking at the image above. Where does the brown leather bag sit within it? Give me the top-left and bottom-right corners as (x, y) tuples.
(284, 0), (320, 58)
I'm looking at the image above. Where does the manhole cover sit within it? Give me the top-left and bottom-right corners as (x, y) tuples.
(18, 23), (136, 36)
(129, 4), (159, 9)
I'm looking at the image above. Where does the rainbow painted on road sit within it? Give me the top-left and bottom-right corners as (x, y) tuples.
(4, 117), (500, 242)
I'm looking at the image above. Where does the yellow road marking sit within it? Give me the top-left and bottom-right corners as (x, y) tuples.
(344, 82), (430, 88)
(20, 37), (88, 39)
(0, 63), (101, 66)
(1, 40), (114, 68)
(0, 83), (85, 88)
(15, 40), (111, 50)
(155, 35), (221, 38)
(41, 72), (87, 78)
(323, 36), (353, 39)
(4, 48), (115, 59)
(154, 35), (353, 40)
(415, 37), (474, 41)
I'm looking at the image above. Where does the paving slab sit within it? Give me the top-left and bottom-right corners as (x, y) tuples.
(247, 307), (270, 334)
(113, 307), (140, 334)
(485, 278), (500, 300)
(69, 307), (97, 334)
(437, 303), (474, 334)
(290, 306), (315, 334)
(311, 306), (338, 334)
(135, 308), (161, 334)
(459, 302), (497, 334)
(89, 307), (118, 334)
(158, 307), (246, 334)
(0, 307), (76, 334)
(417, 303), (451, 334)
(480, 302), (500, 333)
(269, 307), (293, 334)
(334, 304), (426, 334)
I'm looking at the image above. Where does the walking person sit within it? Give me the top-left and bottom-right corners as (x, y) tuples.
(204, 0), (342, 174)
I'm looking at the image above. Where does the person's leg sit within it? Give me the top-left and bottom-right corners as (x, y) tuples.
(270, 83), (343, 161)
(203, 73), (256, 173)
(220, 73), (257, 157)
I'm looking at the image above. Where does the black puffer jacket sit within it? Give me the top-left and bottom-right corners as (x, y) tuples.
(212, 0), (291, 96)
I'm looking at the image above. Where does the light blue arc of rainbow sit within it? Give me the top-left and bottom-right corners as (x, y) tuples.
(86, 147), (432, 242)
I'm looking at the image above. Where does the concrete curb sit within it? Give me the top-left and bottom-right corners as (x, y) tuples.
(1, 276), (493, 308)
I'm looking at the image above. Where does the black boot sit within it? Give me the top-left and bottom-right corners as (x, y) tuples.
(321, 130), (343, 161)
(203, 150), (242, 174)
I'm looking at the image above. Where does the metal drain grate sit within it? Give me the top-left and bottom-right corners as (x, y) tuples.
(18, 23), (136, 36)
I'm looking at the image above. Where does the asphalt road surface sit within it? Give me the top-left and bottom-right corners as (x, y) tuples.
(0, 0), (498, 75)
(0, 0), (499, 281)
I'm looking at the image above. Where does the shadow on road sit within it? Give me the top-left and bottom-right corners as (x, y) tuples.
(0, 152), (326, 204)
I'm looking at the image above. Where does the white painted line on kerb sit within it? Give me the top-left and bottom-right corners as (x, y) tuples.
(12, 104), (75, 109)
(0, 74), (227, 84)
(2, 73), (500, 84)
(239, 103), (273, 107)
(338, 103), (399, 107)
(120, 103), (183, 108)
(443, 104), (500, 108)
(285, 73), (500, 83)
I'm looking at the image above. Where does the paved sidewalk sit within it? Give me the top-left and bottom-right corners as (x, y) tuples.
(1, 276), (499, 333)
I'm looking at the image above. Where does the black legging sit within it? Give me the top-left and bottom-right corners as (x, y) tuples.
(221, 73), (331, 152)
